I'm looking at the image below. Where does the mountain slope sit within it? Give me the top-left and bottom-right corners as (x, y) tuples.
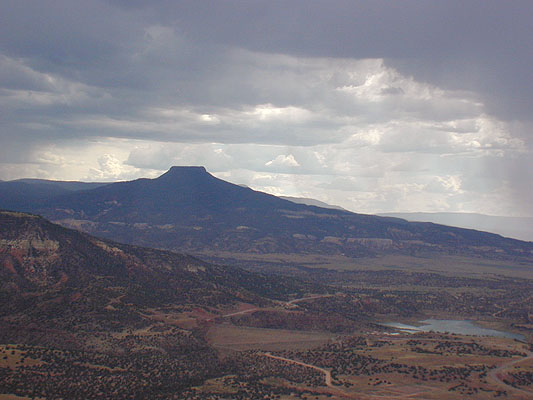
(0, 179), (108, 212)
(280, 195), (347, 211)
(379, 212), (533, 242)
(0, 181), (71, 211)
(14, 178), (108, 192)
(0, 210), (323, 398)
(0, 210), (313, 321)
(1, 167), (532, 260)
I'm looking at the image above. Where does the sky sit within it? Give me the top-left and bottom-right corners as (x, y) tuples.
(1, 0), (532, 217)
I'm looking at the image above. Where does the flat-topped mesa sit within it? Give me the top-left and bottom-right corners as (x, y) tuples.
(167, 165), (207, 174)
(155, 166), (214, 186)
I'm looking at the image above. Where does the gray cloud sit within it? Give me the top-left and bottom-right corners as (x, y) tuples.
(0, 0), (531, 217)
(105, 0), (533, 121)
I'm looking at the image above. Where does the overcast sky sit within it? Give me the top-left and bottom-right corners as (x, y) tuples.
(1, 0), (532, 216)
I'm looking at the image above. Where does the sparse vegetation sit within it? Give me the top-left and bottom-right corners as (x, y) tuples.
(1, 211), (532, 399)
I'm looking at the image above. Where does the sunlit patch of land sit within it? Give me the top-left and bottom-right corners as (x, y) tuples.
(192, 331), (533, 399)
(196, 251), (533, 279)
(0, 345), (42, 369)
(206, 324), (336, 352)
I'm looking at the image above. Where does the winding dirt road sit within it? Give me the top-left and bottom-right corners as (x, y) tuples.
(260, 352), (432, 399)
(221, 307), (258, 318)
(260, 352), (365, 399)
(489, 350), (533, 398)
(285, 294), (334, 305)
(262, 352), (333, 387)
(221, 294), (334, 318)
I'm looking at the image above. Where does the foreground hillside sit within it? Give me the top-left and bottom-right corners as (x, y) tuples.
(0, 210), (318, 338)
(0, 211), (325, 398)
(4, 210), (308, 293)
(1, 211), (532, 399)
(1, 167), (531, 261)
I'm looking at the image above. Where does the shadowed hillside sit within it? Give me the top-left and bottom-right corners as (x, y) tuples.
(1, 167), (532, 261)
(0, 210), (320, 398)
(0, 210), (316, 323)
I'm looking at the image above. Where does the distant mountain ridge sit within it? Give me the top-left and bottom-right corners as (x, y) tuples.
(0, 179), (108, 211)
(14, 178), (108, 192)
(280, 196), (347, 211)
(379, 212), (533, 242)
(0, 166), (531, 260)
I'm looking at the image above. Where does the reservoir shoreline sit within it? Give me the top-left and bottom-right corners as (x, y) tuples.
(383, 319), (526, 341)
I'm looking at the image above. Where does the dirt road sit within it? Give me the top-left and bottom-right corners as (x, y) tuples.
(285, 294), (334, 305)
(489, 350), (533, 398)
(262, 352), (333, 387)
(221, 294), (334, 318)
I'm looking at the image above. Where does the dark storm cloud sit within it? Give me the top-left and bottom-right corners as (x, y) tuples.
(3, 0), (531, 118)
(0, 0), (531, 216)
(107, 0), (533, 121)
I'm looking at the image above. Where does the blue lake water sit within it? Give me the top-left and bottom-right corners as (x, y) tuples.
(383, 319), (525, 341)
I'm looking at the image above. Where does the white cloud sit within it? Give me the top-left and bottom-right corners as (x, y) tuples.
(265, 154), (300, 168)
(89, 154), (129, 181)
(426, 175), (463, 194)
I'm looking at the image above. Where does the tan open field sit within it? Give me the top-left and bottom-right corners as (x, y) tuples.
(206, 323), (337, 352)
(197, 329), (533, 399)
(196, 251), (533, 279)
(0, 345), (42, 369)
